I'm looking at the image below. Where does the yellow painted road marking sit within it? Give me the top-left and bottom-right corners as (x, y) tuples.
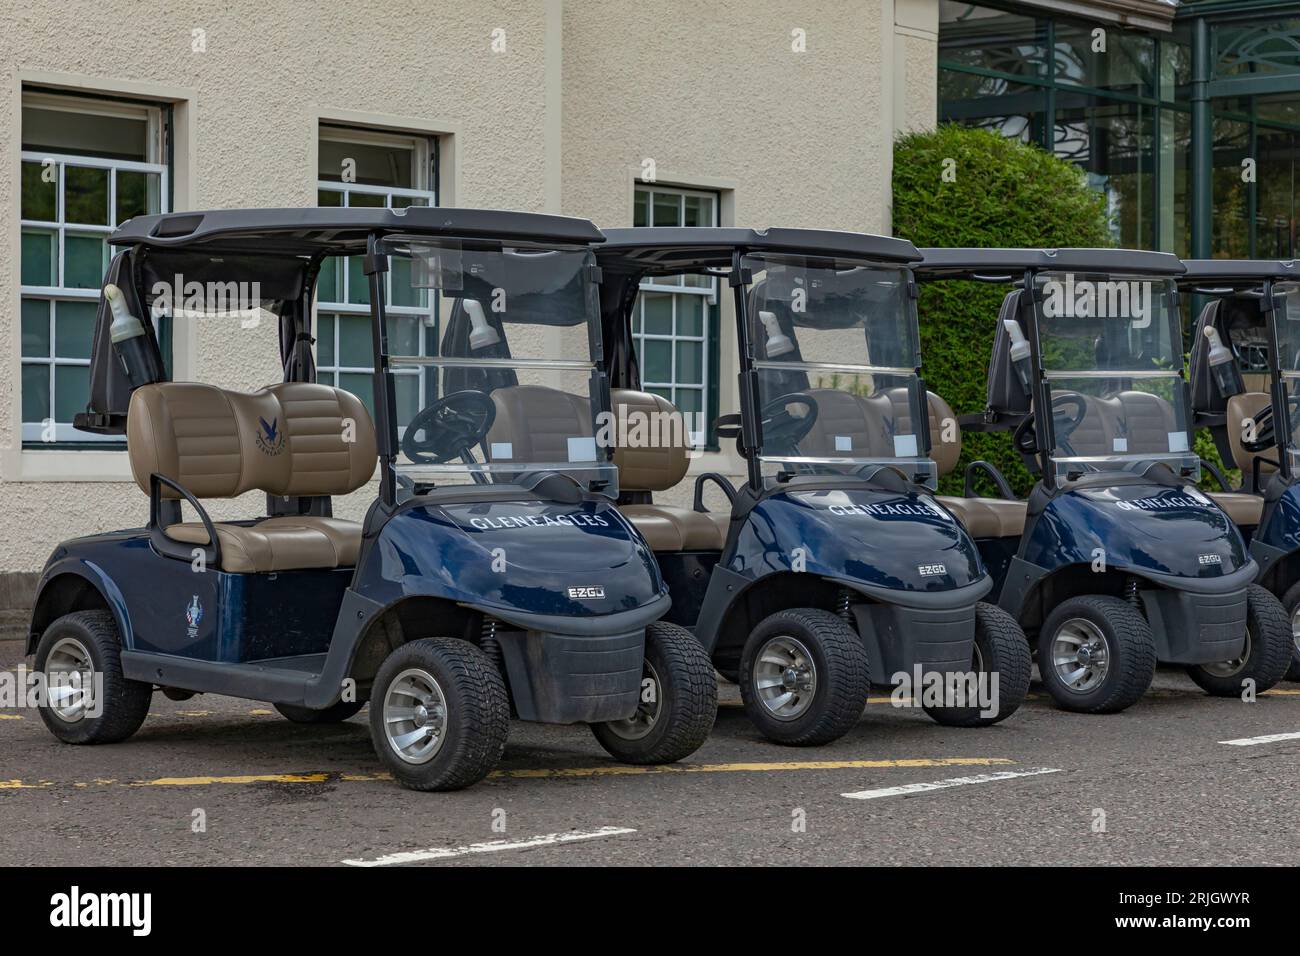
(133, 772), (331, 787)
(0, 714), (23, 720)
(495, 757), (1016, 779)
(1, 757), (1017, 790)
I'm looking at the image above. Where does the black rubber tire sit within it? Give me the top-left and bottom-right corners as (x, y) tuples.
(1186, 584), (1293, 696)
(1037, 595), (1156, 714)
(368, 638), (509, 792)
(739, 608), (870, 746)
(923, 602), (1032, 727)
(34, 610), (152, 744)
(591, 622), (718, 764)
(1276, 579), (1300, 681)
(274, 700), (365, 724)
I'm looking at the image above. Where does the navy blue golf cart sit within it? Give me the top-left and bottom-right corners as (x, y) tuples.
(1182, 259), (1300, 681)
(26, 207), (716, 791)
(915, 248), (1293, 712)
(592, 228), (1031, 745)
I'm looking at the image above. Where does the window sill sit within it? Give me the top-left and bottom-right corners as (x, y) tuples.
(1, 447), (135, 482)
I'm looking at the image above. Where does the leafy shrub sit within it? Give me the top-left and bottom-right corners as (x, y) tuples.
(892, 124), (1111, 495)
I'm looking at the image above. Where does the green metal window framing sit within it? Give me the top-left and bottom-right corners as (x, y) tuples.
(939, 0), (1300, 260)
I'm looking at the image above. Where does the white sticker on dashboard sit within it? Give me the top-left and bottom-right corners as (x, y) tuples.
(893, 434), (918, 457)
(490, 442), (513, 460)
(567, 436), (598, 462)
(1112, 437), (1128, 452)
(1168, 431), (1189, 452)
(835, 435), (852, 452)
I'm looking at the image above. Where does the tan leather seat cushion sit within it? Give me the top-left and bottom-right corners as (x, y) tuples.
(1207, 492), (1264, 528)
(165, 516), (362, 573)
(621, 504), (727, 551)
(127, 381), (376, 573)
(607, 390), (724, 550)
(936, 495), (1027, 539)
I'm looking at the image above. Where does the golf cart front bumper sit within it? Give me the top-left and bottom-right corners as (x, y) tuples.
(473, 593), (670, 725)
(1137, 562), (1256, 665)
(849, 576), (993, 681)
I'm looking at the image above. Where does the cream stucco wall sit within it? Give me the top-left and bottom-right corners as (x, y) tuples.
(0, 0), (937, 572)
(560, 0), (937, 509)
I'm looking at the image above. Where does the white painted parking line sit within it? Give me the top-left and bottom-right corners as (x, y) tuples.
(1219, 731), (1300, 747)
(841, 767), (1063, 801)
(341, 826), (637, 866)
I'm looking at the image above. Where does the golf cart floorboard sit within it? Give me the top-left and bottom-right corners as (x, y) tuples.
(121, 650), (327, 706)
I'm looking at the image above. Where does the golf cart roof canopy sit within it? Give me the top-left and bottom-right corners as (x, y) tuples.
(597, 227), (921, 276)
(109, 207), (605, 256)
(915, 247), (1186, 280)
(1179, 259), (1300, 289)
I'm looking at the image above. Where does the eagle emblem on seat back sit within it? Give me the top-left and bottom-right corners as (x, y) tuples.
(255, 415), (286, 455)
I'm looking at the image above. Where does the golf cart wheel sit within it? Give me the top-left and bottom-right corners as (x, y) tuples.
(368, 638), (508, 792)
(34, 610), (152, 745)
(739, 608), (870, 746)
(591, 622), (717, 765)
(923, 602), (1032, 728)
(1187, 585), (1293, 697)
(1276, 580), (1300, 681)
(274, 700), (365, 724)
(1038, 595), (1155, 714)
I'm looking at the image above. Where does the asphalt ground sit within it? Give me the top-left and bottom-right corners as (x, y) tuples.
(2, 642), (1298, 868)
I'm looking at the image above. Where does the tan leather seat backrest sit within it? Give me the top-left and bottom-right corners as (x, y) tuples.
(486, 385), (594, 465)
(1045, 392), (1114, 457)
(1226, 392), (1275, 475)
(1115, 390), (1175, 452)
(883, 389), (961, 477)
(923, 392), (960, 477)
(796, 388), (892, 459)
(127, 381), (376, 499)
(609, 388), (690, 492)
(796, 387), (961, 476)
(1049, 391), (1176, 458)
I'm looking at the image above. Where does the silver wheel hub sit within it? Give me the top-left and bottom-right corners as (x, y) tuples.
(1203, 627), (1252, 678)
(1291, 606), (1300, 654)
(45, 636), (96, 723)
(753, 635), (818, 720)
(1050, 618), (1110, 693)
(604, 660), (662, 741)
(383, 668), (448, 765)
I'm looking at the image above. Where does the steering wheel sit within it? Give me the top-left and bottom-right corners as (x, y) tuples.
(401, 390), (497, 465)
(1239, 396), (1300, 454)
(1049, 392), (1089, 456)
(1011, 393), (1089, 458)
(760, 393), (819, 452)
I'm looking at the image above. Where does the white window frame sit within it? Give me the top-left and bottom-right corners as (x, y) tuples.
(634, 184), (719, 446)
(19, 93), (169, 444)
(315, 128), (437, 425)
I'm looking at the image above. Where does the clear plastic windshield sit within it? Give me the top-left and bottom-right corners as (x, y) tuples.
(375, 237), (617, 498)
(1033, 272), (1196, 480)
(1269, 282), (1300, 471)
(744, 254), (936, 487)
